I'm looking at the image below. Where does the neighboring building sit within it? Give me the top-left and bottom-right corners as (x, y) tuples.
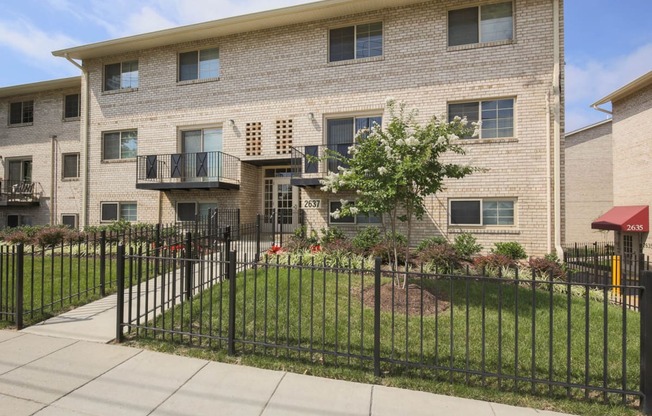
(1, 0), (564, 257)
(589, 70), (652, 256)
(564, 119), (613, 243)
(0, 77), (82, 228)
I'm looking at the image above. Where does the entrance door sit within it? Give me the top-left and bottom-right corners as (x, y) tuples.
(181, 128), (223, 181)
(263, 168), (299, 234)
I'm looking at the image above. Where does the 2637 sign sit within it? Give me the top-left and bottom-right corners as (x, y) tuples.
(303, 199), (322, 209)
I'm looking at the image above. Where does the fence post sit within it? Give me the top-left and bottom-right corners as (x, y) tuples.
(99, 230), (106, 297)
(15, 243), (24, 330)
(255, 214), (261, 262)
(116, 243), (125, 343)
(271, 210), (276, 246)
(185, 232), (193, 300)
(227, 250), (237, 355)
(374, 256), (382, 377)
(641, 270), (652, 414)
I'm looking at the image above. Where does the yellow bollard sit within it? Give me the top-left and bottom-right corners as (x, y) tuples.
(612, 255), (621, 296)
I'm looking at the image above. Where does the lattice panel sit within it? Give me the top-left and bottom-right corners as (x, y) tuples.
(245, 122), (262, 156)
(276, 119), (293, 155)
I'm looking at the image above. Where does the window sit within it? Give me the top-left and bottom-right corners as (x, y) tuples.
(448, 2), (513, 47)
(104, 61), (139, 91)
(103, 130), (137, 160)
(61, 214), (78, 229)
(7, 214), (32, 228)
(176, 202), (217, 222)
(448, 99), (514, 139)
(326, 115), (382, 172)
(449, 199), (515, 226)
(62, 153), (80, 179)
(329, 22), (382, 62)
(329, 201), (381, 225)
(101, 202), (137, 222)
(9, 101), (34, 125)
(64, 94), (80, 119)
(179, 48), (219, 81)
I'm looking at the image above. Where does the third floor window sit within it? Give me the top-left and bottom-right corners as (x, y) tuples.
(104, 61), (139, 91)
(448, 2), (513, 47)
(329, 22), (383, 62)
(179, 48), (220, 81)
(9, 101), (34, 125)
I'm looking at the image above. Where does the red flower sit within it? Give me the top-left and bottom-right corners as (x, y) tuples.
(310, 244), (321, 253)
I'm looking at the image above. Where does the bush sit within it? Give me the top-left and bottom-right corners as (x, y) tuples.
(453, 232), (482, 260)
(417, 242), (459, 271)
(351, 227), (382, 255)
(319, 227), (346, 245)
(35, 227), (69, 247)
(529, 255), (567, 279)
(371, 232), (408, 265)
(322, 238), (353, 254)
(492, 242), (527, 260)
(416, 235), (448, 252)
(3, 230), (32, 245)
(473, 254), (516, 271)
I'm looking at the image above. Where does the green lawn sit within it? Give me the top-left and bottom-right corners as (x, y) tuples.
(128, 266), (641, 416)
(0, 254), (118, 327)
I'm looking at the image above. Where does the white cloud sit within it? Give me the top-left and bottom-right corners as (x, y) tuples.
(565, 42), (652, 131)
(0, 18), (80, 77)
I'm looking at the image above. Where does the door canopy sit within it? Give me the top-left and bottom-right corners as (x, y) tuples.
(591, 205), (649, 232)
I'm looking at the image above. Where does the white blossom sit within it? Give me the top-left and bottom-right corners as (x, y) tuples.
(447, 133), (459, 141)
(349, 207), (360, 215)
(405, 136), (419, 147)
(385, 96), (396, 107)
(331, 210), (341, 219)
(378, 166), (388, 175)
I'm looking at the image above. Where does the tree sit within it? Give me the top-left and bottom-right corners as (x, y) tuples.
(320, 98), (479, 287)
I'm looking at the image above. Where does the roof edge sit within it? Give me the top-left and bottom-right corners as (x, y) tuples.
(0, 76), (81, 98)
(565, 118), (612, 137)
(591, 70), (652, 107)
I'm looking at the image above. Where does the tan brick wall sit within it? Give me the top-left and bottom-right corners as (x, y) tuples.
(73, 0), (561, 256)
(564, 121), (613, 243)
(612, 83), (652, 254)
(0, 86), (82, 228)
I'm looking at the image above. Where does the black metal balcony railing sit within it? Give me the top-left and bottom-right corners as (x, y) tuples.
(0, 180), (40, 205)
(136, 151), (240, 190)
(290, 144), (351, 187)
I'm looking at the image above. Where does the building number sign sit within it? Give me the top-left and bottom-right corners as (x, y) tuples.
(626, 224), (645, 231)
(303, 199), (321, 209)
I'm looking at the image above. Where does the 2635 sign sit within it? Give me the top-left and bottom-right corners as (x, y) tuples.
(626, 224), (645, 231)
(303, 199), (322, 209)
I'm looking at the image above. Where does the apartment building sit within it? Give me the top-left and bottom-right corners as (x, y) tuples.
(0, 77), (83, 228)
(0, 0), (564, 256)
(585, 70), (652, 256)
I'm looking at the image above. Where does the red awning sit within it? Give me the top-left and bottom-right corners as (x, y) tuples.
(591, 206), (649, 232)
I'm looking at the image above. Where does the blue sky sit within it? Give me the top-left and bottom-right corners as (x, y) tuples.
(0, 0), (651, 131)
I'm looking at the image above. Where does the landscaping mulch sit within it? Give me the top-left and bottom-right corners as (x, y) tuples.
(360, 282), (450, 316)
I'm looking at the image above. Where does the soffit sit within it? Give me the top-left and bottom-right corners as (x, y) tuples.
(0, 77), (81, 98)
(52, 0), (428, 60)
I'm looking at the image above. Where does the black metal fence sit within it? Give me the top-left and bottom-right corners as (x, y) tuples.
(0, 209), (282, 329)
(116, 249), (648, 411)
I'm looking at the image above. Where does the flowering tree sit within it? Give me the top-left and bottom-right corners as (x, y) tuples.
(321, 98), (479, 286)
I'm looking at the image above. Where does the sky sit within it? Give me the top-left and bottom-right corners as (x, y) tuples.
(0, 0), (651, 132)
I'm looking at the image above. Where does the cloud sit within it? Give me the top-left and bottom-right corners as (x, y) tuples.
(565, 42), (652, 131)
(0, 18), (80, 77)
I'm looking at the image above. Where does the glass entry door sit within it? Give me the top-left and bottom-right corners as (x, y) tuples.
(264, 168), (299, 234)
(181, 128), (222, 181)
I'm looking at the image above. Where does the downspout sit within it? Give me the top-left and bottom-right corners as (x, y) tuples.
(545, 92), (552, 254)
(64, 53), (90, 228)
(50, 136), (57, 225)
(552, 0), (563, 258)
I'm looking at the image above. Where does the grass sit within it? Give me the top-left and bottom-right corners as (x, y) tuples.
(125, 265), (642, 416)
(0, 253), (118, 328)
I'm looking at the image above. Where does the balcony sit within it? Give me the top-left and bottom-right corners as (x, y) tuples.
(136, 151), (240, 191)
(290, 144), (350, 187)
(0, 180), (41, 206)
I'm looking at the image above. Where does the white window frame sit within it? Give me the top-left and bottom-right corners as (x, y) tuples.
(448, 2), (514, 47)
(62, 153), (80, 179)
(100, 202), (137, 223)
(103, 60), (139, 91)
(102, 130), (138, 161)
(61, 214), (78, 229)
(178, 48), (220, 82)
(448, 98), (515, 139)
(449, 198), (516, 227)
(328, 21), (384, 63)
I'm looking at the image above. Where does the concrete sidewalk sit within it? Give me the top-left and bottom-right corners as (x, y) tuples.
(0, 331), (575, 416)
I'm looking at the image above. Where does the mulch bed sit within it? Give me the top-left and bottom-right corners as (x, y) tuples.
(360, 282), (450, 316)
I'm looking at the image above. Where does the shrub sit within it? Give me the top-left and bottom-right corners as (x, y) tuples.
(418, 242), (460, 271)
(492, 241), (527, 260)
(473, 254), (516, 272)
(351, 227), (382, 255)
(529, 255), (567, 279)
(3, 230), (32, 245)
(371, 233), (408, 265)
(453, 232), (482, 260)
(322, 238), (353, 254)
(35, 227), (69, 247)
(416, 235), (448, 252)
(319, 227), (346, 245)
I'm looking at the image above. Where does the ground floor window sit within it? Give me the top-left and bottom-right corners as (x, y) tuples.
(329, 201), (381, 225)
(176, 202), (217, 222)
(61, 214), (78, 228)
(449, 199), (515, 226)
(101, 202), (137, 222)
(7, 214), (32, 228)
